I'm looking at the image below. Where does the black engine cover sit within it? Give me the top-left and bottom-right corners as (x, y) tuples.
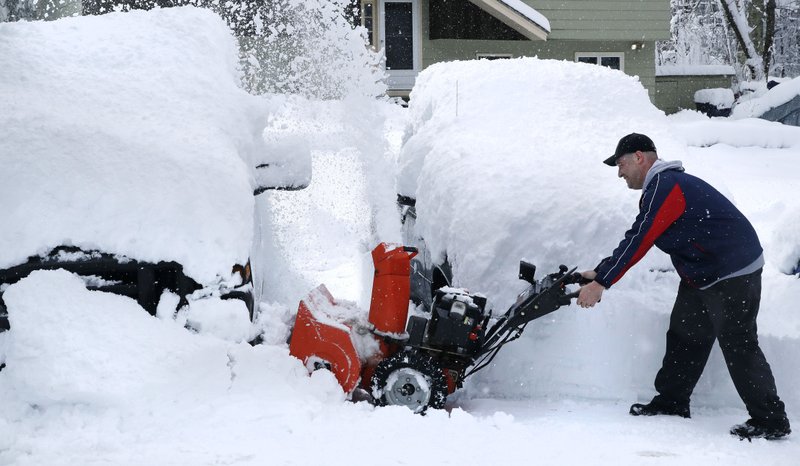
(426, 288), (488, 355)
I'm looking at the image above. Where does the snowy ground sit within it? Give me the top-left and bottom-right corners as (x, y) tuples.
(1, 8), (799, 466)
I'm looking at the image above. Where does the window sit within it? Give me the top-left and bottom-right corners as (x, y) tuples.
(575, 52), (624, 71)
(361, 1), (375, 47)
(476, 53), (512, 60)
(347, 1), (375, 46)
(384, 1), (414, 70)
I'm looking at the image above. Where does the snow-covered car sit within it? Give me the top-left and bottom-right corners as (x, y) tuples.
(0, 8), (310, 340)
(731, 76), (800, 126)
(396, 58), (686, 308)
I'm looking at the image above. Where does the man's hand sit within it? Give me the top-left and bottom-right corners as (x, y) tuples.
(580, 270), (597, 281)
(577, 280), (604, 308)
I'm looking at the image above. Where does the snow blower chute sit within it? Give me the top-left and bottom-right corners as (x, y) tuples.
(289, 243), (588, 413)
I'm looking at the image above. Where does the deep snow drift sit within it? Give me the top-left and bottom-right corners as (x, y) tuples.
(0, 7), (798, 466)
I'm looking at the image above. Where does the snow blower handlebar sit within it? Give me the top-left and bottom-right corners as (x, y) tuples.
(464, 262), (590, 378)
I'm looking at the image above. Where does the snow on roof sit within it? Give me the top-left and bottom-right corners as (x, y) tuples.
(0, 7), (268, 283)
(499, 0), (551, 32)
(656, 65), (736, 77)
(731, 76), (800, 119)
(469, 0), (550, 40)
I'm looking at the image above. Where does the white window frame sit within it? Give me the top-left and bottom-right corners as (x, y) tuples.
(575, 52), (625, 72)
(361, 1), (377, 49)
(476, 53), (513, 60)
(380, 0), (422, 91)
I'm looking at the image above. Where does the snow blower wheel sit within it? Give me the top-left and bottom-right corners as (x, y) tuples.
(370, 350), (447, 413)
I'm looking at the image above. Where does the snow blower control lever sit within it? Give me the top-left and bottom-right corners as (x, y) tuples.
(289, 243), (590, 413)
(464, 263), (590, 378)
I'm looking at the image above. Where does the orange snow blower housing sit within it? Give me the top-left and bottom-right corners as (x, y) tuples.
(289, 243), (417, 394)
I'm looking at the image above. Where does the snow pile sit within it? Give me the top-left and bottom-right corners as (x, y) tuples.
(0, 7), (271, 284)
(737, 79), (769, 98)
(694, 88), (734, 108)
(669, 112), (800, 148)
(1, 270), (234, 406)
(184, 297), (254, 342)
(732, 76), (800, 119)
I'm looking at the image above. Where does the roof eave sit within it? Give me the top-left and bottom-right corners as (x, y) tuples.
(468, 0), (550, 41)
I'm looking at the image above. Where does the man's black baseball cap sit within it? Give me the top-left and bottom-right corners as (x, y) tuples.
(603, 133), (657, 166)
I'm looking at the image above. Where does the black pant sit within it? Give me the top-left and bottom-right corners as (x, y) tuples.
(651, 269), (787, 422)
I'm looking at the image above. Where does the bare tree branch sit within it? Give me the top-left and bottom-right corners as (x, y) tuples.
(763, 0), (776, 78)
(719, 0), (761, 79)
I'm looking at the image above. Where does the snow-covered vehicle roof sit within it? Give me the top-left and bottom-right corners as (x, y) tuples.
(732, 76), (800, 126)
(0, 7), (305, 284)
(398, 57), (683, 308)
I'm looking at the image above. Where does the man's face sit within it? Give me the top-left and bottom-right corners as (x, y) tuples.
(616, 152), (644, 189)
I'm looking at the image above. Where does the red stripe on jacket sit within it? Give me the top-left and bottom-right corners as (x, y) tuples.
(610, 183), (687, 285)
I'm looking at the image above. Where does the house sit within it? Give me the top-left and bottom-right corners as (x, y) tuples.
(353, 0), (671, 105)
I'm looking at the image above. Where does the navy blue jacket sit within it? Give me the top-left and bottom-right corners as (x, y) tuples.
(594, 161), (763, 289)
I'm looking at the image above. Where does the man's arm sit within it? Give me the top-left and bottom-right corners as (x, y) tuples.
(578, 174), (686, 308)
(593, 174), (686, 289)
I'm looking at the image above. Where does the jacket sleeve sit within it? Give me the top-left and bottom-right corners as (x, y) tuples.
(594, 174), (686, 289)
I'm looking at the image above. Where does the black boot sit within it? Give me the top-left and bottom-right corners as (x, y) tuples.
(629, 400), (690, 418)
(730, 418), (791, 441)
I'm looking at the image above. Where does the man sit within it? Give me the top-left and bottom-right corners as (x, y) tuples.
(577, 133), (791, 441)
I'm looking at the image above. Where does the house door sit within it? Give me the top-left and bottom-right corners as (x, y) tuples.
(380, 0), (420, 91)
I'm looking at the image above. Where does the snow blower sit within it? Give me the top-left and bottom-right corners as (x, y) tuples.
(288, 243), (588, 413)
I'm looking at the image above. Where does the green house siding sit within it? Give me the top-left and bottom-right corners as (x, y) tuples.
(654, 75), (735, 114)
(526, 0), (671, 41)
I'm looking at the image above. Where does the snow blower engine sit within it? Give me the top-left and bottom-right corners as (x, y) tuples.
(288, 243), (589, 413)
